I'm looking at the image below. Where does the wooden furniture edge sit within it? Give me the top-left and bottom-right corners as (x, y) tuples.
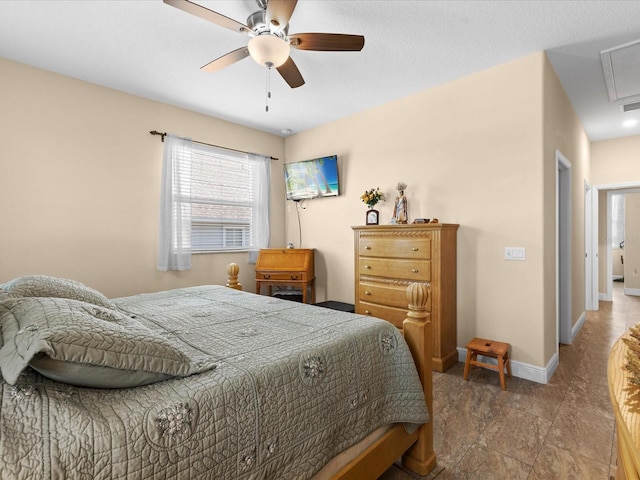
(333, 282), (436, 478)
(609, 336), (640, 480)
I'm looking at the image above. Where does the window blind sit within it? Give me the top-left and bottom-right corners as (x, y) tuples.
(189, 144), (256, 252)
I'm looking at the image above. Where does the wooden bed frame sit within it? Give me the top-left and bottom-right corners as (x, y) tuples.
(227, 264), (436, 478)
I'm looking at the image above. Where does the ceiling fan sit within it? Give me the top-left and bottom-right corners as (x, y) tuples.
(163, 0), (365, 88)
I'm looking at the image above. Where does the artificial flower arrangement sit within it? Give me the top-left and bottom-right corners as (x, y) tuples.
(361, 187), (385, 208)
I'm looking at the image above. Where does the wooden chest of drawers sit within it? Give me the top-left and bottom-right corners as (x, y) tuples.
(353, 224), (459, 372)
(255, 248), (315, 303)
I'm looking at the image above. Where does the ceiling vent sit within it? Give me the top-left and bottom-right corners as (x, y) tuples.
(622, 101), (640, 112)
(601, 39), (640, 105)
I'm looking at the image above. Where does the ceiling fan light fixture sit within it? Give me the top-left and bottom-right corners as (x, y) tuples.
(248, 34), (291, 68)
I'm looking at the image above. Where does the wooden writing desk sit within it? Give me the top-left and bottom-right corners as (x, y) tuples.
(255, 248), (315, 304)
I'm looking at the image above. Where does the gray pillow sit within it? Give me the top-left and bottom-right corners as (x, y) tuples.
(29, 354), (173, 388)
(1, 275), (116, 309)
(0, 297), (216, 388)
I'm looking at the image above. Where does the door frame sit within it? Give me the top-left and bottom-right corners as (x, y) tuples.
(556, 150), (572, 345)
(591, 181), (640, 302)
(584, 180), (596, 311)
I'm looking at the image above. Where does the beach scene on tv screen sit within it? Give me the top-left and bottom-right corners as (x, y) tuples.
(285, 156), (339, 200)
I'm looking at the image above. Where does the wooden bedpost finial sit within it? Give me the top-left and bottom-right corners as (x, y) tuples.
(406, 282), (428, 315)
(226, 263), (242, 290)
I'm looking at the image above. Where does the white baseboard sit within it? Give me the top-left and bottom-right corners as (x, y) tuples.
(599, 292), (608, 301)
(624, 288), (640, 296)
(571, 311), (586, 343)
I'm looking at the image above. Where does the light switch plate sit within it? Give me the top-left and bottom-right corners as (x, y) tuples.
(505, 247), (526, 261)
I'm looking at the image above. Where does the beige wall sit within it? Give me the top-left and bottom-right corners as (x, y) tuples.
(0, 57), (286, 297)
(542, 54), (590, 362)
(1, 50), (589, 373)
(592, 135), (640, 185)
(284, 52), (578, 369)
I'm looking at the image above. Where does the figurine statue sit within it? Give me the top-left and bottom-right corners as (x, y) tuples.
(391, 182), (408, 224)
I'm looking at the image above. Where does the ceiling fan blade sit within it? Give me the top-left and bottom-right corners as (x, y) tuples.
(265, 0), (298, 30)
(164, 0), (251, 35)
(277, 57), (305, 88)
(201, 47), (250, 72)
(289, 33), (365, 51)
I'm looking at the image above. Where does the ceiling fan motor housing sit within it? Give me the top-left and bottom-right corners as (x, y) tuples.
(247, 10), (288, 38)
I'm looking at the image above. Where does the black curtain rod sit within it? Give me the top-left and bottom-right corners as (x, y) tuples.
(149, 130), (279, 161)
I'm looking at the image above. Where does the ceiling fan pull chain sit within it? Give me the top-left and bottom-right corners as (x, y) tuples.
(265, 64), (272, 112)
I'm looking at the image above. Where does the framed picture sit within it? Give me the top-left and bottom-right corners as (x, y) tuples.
(366, 209), (379, 225)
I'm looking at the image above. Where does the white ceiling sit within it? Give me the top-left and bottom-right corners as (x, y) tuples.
(2, 0), (640, 141)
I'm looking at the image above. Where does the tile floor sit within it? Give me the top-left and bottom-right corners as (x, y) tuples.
(380, 281), (640, 480)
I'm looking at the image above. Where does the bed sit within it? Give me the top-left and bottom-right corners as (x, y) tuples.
(0, 270), (435, 479)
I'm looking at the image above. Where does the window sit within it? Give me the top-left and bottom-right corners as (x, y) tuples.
(189, 144), (259, 253)
(158, 135), (270, 271)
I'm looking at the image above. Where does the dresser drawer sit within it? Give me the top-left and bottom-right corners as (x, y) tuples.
(356, 302), (407, 329)
(256, 272), (308, 281)
(358, 258), (431, 281)
(359, 282), (432, 311)
(359, 236), (431, 260)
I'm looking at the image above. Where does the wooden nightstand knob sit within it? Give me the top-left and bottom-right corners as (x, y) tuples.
(365, 246), (371, 250)
(365, 310), (371, 315)
(412, 247), (419, 251)
(365, 290), (371, 295)
(411, 269), (419, 273)
(364, 265), (371, 269)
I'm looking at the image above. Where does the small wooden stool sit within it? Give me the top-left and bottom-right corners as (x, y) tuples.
(463, 337), (512, 390)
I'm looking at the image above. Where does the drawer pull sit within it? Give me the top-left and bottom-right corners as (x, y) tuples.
(365, 290), (371, 295)
(364, 265), (371, 269)
(411, 269), (419, 273)
(365, 310), (371, 315)
(412, 247), (419, 251)
(365, 245), (371, 250)
(290, 275), (298, 280)
(263, 274), (271, 279)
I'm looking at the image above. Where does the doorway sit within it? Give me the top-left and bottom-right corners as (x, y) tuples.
(591, 182), (640, 303)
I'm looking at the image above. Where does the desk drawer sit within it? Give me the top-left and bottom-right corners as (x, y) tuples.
(256, 272), (308, 281)
(359, 237), (431, 259)
(359, 282), (431, 311)
(358, 258), (430, 281)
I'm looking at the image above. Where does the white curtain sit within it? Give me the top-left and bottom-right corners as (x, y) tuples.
(157, 135), (193, 271)
(248, 153), (270, 264)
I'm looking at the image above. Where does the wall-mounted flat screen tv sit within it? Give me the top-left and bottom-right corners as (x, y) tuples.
(284, 155), (340, 201)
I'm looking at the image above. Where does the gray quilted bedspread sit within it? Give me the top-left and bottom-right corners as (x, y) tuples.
(0, 286), (429, 479)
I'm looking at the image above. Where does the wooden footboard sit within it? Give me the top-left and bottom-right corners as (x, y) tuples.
(333, 282), (436, 478)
